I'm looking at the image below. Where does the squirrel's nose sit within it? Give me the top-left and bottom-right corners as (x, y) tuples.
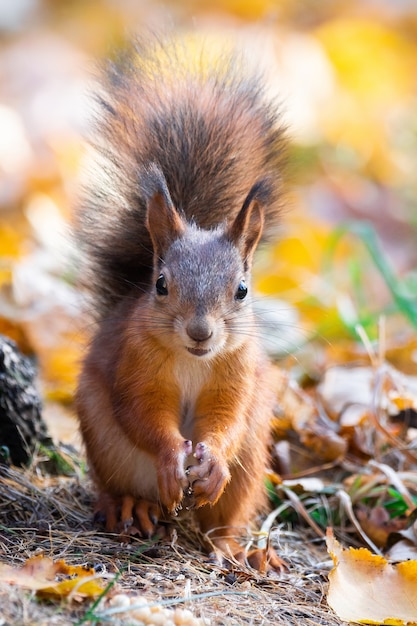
(186, 317), (213, 343)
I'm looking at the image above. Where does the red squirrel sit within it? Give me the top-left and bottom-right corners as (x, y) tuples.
(75, 36), (287, 572)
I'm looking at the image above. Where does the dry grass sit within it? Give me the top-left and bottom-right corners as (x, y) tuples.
(0, 461), (344, 626)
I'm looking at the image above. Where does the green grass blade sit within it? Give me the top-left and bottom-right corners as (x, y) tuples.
(324, 221), (417, 329)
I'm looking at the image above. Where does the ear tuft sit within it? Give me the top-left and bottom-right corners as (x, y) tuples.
(226, 179), (269, 269)
(143, 164), (185, 257)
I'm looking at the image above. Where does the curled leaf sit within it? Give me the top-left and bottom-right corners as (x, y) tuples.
(326, 528), (417, 625)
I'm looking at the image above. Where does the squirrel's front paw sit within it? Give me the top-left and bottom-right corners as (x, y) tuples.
(185, 442), (231, 507)
(157, 439), (192, 514)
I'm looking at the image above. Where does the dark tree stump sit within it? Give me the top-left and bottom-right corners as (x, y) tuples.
(0, 334), (51, 465)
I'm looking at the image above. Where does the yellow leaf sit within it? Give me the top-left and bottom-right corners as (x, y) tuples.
(0, 222), (25, 258)
(314, 18), (417, 182)
(0, 268), (12, 287)
(326, 529), (417, 625)
(389, 393), (417, 412)
(179, 0), (276, 20)
(0, 555), (106, 599)
(316, 19), (415, 105)
(21, 313), (86, 403)
(254, 213), (331, 299)
(41, 342), (82, 402)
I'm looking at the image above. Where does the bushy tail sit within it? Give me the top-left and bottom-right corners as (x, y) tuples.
(75, 35), (288, 316)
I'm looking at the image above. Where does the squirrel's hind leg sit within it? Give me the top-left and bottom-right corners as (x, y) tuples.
(245, 545), (288, 574)
(207, 535), (288, 575)
(94, 491), (162, 538)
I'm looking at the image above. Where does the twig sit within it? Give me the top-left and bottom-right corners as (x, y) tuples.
(282, 488), (325, 538)
(337, 490), (382, 555)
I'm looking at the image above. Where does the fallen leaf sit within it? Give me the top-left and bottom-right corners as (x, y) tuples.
(386, 518), (417, 562)
(356, 505), (405, 548)
(282, 477), (326, 493)
(318, 365), (374, 418)
(273, 369), (347, 462)
(326, 528), (417, 625)
(0, 555), (106, 599)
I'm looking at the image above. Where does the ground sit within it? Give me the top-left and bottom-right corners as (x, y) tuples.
(0, 463), (343, 626)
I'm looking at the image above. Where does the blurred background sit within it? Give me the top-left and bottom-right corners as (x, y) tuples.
(0, 0), (416, 433)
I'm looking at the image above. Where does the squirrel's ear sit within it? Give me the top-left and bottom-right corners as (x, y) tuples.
(144, 165), (185, 256)
(226, 180), (266, 269)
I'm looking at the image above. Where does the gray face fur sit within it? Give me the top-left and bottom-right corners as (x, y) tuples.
(150, 224), (253, 358)
(164, 227), (243, 308)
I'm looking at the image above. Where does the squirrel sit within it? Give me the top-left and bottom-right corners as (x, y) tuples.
(75, 35), (288, 573)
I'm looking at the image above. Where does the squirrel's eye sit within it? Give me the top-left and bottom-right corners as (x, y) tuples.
(235, 280), (248, 300)
(156, 274), (168, 296)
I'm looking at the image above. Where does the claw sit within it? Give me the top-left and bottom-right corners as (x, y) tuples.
(185, 485), (193, 497)
(172, 502), (183, 516)
(95, 494), (161, 539)
(122, 518), (133, 533)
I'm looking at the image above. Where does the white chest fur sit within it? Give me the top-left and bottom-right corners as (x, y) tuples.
(173, 356), (211, 439)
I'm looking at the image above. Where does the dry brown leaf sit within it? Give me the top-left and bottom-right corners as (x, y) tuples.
(326, 528), (417, 625)
(319, 364), (417, 421)
(318, 366), (374, 418)
(356, 505), (406, 548)
(0, 555), (106, 599)
(316, 363), (417, 465)
(273, 369), (347, 462)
